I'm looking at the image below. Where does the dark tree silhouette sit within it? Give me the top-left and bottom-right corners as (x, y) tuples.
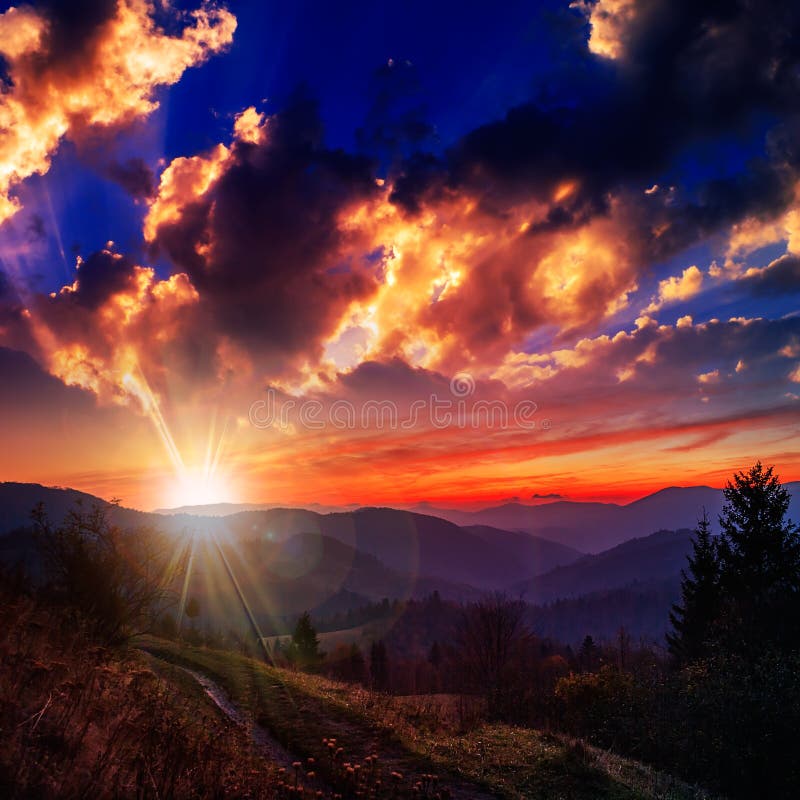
(428, 640), (442, 668)
(667, 510), (720, 664)
(289, 611), (323, 670)
(457, 592), (528, 718)
(33, 501), (177, 645)
(577, 634), (599, 672)
(348, 643), (367, 682)
(669, 464), (800, 662)
(716, 462), (800, 654)
(185, 596), (200, 621)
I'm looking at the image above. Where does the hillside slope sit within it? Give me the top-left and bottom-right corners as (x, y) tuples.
(143, 638), (711, 800)
(513, 529), (695, 602)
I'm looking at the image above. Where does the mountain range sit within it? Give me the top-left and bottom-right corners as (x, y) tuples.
(2, 480), (798, 643)
(152, 482), (800, 554)
(0, 482), (581, 595)
(410, 483), (800, 552)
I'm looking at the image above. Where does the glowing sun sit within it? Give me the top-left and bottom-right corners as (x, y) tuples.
(165, 469), (236, 509)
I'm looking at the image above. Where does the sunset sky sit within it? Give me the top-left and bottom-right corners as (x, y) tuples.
(1, 0), (799, 511)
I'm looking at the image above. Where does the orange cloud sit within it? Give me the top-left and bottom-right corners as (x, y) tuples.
(143, 143), (232, 243)
(0, 0), (236, 225)
(321, 184), (639, 383)
(29, 250), (201, 408)
(645, 265), (704, 312)
(140, 98), (655, 395)
(574, 0), (638, 60)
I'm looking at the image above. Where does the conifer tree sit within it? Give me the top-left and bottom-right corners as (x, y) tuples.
(289, 611), (323, 670)
(578, 634), (599, 672)
(716, 462), (800, 654)
(669, 464), (800, 662)
(668, 510), (720, 663)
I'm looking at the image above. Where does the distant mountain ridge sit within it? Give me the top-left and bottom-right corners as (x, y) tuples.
(414, 483), (800, 552)
(153, 482), (800, 553)
(0, 483), (582, 593)
(153, 501), (362, 516)
(202, 505), (583, 590)
(512, 528), (696, 602)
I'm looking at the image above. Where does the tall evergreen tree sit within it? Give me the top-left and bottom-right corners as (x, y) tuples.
(668, 510), (720, 663)
(289, 611), (323, 670)
(716, 462), (800, 654)
(578, 634), (599, 672)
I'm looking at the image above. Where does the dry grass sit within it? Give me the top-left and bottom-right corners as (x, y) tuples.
(141, 638), (712, 800)
(141, 638), (475, 798)
(0, 594), (278, 799)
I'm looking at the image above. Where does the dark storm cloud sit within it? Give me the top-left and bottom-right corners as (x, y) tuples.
(0, 345), (96, 414)
(0, 269), (16, 302)
(0, 270), (38, 355)
(37, 0), (118, 64)
(61, 250), (137, 310)
(630, 159), (796, 263)
(738, 255), (800, 298)
(390, 0), (800, 245)
(337, 357), (453, 399)
(25, 214), (46, 243)
(387, 152), (445, 214)
(151, 93), (383, 375)
(103, 157), (155, 199)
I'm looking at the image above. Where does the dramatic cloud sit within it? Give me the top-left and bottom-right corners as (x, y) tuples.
(0, 0), (236, 223)
(390, 0), (800, 254)
(25, 249), (204, 408)
(145, 96), (384, 384)
(737, 255), (800, 298)
(493, 314), (800, 405)
(18, 0), (800, 400)
(103, 157), (156, 199)
(144, 109), (649, 390)
(645, 265), (704, 312)
(126, 0), (800, 427)
(579, 0), (637, 59)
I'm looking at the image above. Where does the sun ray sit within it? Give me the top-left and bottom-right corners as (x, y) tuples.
(40, 183), (71, 280)
(209, 413), (231, 482)
(211, 531), (272, 662)
(122, 365), (186, 480)
(175, 533), (196, 635)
